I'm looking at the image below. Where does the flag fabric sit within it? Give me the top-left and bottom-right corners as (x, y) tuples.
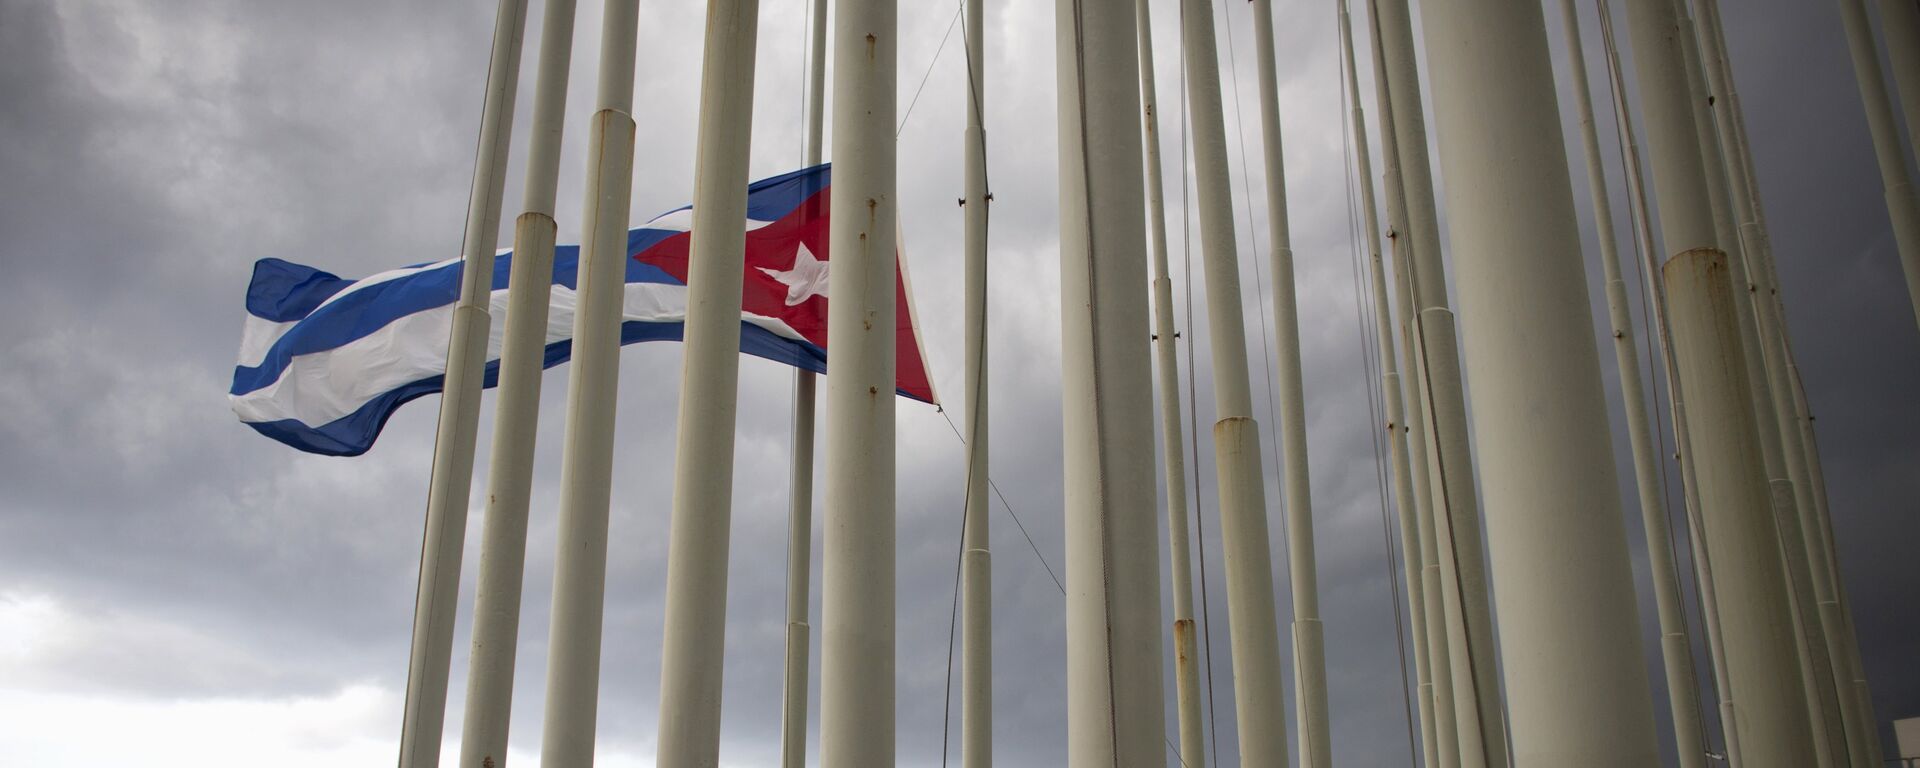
(230, 164), (937, 456)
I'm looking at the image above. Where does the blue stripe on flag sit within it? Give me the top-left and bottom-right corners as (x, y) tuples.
(245, 258), (355, 322)
(745, 164), (830, 221)
(232, 242), (685, 397)
(247, 320), (830, 456)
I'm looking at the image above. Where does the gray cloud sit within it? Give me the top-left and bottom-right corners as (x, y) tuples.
(1, 0), (1914, 765)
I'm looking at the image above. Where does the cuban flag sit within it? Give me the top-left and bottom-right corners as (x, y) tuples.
(230, 164), (937, 456)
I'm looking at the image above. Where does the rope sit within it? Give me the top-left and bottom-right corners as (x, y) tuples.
(1334, 8), (1419, 758)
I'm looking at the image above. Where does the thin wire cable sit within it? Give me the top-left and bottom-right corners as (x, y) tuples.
(899, 4), (964, 138)
(939, 410), (1064, 595)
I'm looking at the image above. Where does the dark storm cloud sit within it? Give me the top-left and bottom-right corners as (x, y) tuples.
(0, 0), (1914, 765)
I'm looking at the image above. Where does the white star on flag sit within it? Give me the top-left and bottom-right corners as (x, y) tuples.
(759, 241), (829, 306)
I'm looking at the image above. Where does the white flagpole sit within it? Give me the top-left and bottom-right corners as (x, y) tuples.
(536, 0), (639, 762)
(1557, 2), (1708, 764)
(1175, 0), (1290, 761)
(1881, 0), (1920, 170)
(1360, 5), (1460, 764)
(1836, 0), (1920, 333)
(1132, 0), (1205, 763)
(1335, 2), (1439, 765)
(818, 0), (897, 761)
(1675, 0), (1874, 761)
(959, 0), (992, 763)
(778, 0), (828, 763)
(1663, 248), (1819, 767)
(654, 0), (764, 763)
(1617, 0), (1836, 762)
(398, 2), (526, 766)
(1593, 6), (1739, 761)
(1418, 0), (1664, 762)
(1693, 2), (1883, 763)
(455, 0), (577, 763)
(1622, 1), (1849, 764)
(1055, 1), (1169, 763)
(1246, 3), (1329, 762)
(1369, 0), (1505, 762)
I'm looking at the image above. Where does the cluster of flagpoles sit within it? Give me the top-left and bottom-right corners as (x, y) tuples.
(1556, 1), (1708, 763)
(377, 0), (1918, 764)
(1334, 2), (1441, 762)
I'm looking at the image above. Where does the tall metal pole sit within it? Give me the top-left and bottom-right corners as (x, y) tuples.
(1372, 0), (1505, 762)
(1593, 6), (1739, 761)
(456, 0), (575, 764)
(1621, 1), (1847, 763)
(1055, 1), (1169, 763)
(1676, 0), (1874, 761)
(818, 0), (897, 761)
(1693, 2), (1883, 762)
(1663, 248), (1817, 767)
(959, 0), (993, 763)
(1881, 0), (1920, 186)
(654, 0), (763, 763)
(1360, 5), (1459, 764)
(1176, 0), (1289, 762)
(1418, 0), (1664, 762)
(1246, 2), (1330, 763)
(536, 0), (639, 762)
(1882, 0), (1920, 169)
(1791, 372), (1884, 767)
(779, 378), (817, 768)
(1671, 6), (1738, 258)
(1336, 2), (1441, 765)
(1133, 1), (1205, 763)
(1558, 2), (1707, 765)
(398, 2), (526, 765)
(778, 0), (829, 763)
(1336, 0), (1443, 760)
(1836, 0), (1920, 332)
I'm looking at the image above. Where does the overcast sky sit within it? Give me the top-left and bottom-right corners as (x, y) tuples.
(1, 0), (1915, 766)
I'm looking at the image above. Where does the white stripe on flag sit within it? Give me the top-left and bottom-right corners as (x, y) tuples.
(231, 280), (811, 428)
(236, 315), (299, 368)
(313, 257), (463, 314)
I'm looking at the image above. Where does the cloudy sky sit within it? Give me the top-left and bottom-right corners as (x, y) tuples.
(2, 0), (1915, 766)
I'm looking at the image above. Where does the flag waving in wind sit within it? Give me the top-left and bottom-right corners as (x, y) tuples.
(230, 164), (936, 456)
